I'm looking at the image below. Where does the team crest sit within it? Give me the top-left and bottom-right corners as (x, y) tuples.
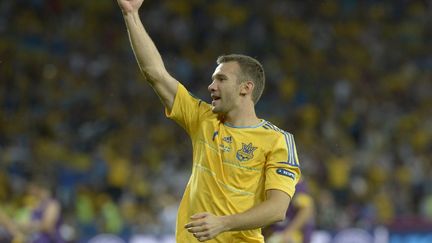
(236, 143), (257, 162)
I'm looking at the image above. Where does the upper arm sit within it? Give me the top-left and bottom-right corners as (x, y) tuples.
(165, 83), (211, 136)
(265, 134), (301, 198)
(266, 189), (292, 221)
(143, 67), (179, 112)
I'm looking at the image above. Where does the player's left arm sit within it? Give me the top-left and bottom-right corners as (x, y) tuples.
(185, 189), (290, 242)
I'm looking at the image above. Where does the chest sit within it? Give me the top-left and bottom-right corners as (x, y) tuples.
(197, 122), (270, 170)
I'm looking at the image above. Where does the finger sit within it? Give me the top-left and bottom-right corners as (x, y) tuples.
(190, 212), (209, 219)
(194, 231), (210, 238)
(197, 235), (211, 242)
(191, 232), (211, 242)
(184, 220), (205, 229)
(187, 225), (207, 233)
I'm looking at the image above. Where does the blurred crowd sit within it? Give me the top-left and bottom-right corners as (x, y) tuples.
(0, 0), (431, 241)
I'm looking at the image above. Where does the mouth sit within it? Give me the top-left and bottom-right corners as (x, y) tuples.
(211, 95), (221, 107)
(211, 95), (221, 102)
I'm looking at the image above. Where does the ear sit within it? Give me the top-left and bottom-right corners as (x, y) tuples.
(240, 81), (254, 96)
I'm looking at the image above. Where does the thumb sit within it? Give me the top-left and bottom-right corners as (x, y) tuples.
(190, 212), (209, 219)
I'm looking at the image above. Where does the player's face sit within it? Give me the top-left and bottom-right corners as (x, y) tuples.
(208, 62), (242, 114)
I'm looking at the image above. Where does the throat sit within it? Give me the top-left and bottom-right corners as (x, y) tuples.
(223, 116), (262, 128)
(221, 102), (259, 127)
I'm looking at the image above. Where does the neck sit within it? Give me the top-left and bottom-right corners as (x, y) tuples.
(223, 104), (261, 127)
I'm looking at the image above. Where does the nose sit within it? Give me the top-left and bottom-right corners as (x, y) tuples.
(208, 81), (216, 92)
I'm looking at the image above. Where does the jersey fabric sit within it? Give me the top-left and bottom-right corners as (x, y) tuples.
(166, 83), (301, 243)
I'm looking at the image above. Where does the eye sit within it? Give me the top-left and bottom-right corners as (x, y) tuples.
(219, 75), (229, 81)
(212, 74), (228, 82)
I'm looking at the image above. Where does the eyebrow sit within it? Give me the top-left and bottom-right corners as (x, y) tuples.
(212, 73), (228, 80)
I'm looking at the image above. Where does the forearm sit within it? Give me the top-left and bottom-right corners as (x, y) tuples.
(224, 198), (286, 232)
(123, 11), (169, 83)
(186, 190), (290, 242)
(118, 1), (177, 110)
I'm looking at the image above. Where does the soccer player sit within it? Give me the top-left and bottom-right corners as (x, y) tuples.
(116, 0), (301, 242)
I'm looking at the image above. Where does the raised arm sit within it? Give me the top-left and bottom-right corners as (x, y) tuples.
(117, 0), (178, 111)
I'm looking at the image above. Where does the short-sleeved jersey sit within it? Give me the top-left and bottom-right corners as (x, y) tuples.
(166, 83), (301, 243)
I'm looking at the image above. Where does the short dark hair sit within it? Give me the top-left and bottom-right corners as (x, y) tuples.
(216, 54), (265, 104)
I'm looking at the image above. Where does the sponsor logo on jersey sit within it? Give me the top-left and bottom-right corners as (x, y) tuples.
(222, 136), (233, 144)
(236, 143), (257, 162)
(219, 144), (231, 152)
(276, 168), (295, 179)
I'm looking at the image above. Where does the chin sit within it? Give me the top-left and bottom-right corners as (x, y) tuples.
(211, 106), (223, 114)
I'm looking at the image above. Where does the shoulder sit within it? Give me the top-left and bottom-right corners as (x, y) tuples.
(261, 121), (298, 154)
(262, 121), (293, 138)
(176, 83), (213, 113)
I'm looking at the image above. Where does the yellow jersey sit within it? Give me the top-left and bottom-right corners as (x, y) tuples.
(166, 83), (301, 243)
